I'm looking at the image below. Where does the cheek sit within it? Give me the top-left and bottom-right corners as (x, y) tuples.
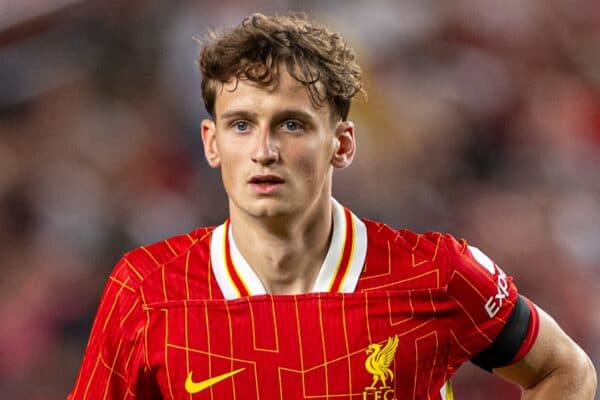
(292, 149), (332, 185)
(216, 148), (243, 189)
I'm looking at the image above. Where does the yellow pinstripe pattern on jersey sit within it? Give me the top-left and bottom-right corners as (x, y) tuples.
(183, 252), (192, 398)
(101, 338), (123, 400)
(139, 286), (152, 370)
(247, 297), (279, 352)
(426, 332), (439, 399)
(452, 269), (514, 326)
(270, 296), (280, 353)
(126, 387), (136, 399)
(184, 251), (191, 301)
(119, 298), (139, 328)
(276, 341), (378, 398)
(98, 344), (126, 383)
(164, 239), (177, 256)
(224, 300), (239, 400)
(202, 300), (214, 400)
(162, 309), (175, 400)
(277, 367), (285, 400)
(451, 270), (489, 301)
(411, 235), (431, 268)
(431, 233), (442, 262)
(108, 276), (135, 293)
(161, 267), (169, 303)
(447, 291), (493, 344)
(365, 293), (373, 343)
(340, 295), (353, 396)
(384, 293), (435, 338)
(450, 329), (473, 356)
(124, 259), (143, 281)
(317, 294), (330, 398)
(363, 270), (440, 292)
(81, 352), (101, 399)
(412, 331), (438, 400)
(141, 246), (161, 267)
(293, 297), (306, 392)
(428, 288), (437, 319)
(359, 240), (393, 280)
(123, 328), (143, 374)
(387, 290), (414, 326)
(184, 301), (191, 400)
(103, 278), (130, 332)
(197, 228), (212, 242)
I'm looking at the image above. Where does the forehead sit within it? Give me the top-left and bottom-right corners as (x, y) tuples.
(214, 69), (330, 119)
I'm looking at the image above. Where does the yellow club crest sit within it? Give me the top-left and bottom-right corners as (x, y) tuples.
(363, 335), (399, 399)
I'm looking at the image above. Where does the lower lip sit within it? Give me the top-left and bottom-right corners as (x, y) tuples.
(249, 182), (284, 194)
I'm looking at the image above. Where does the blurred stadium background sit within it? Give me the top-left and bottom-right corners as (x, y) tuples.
(1, 0), (599, 398)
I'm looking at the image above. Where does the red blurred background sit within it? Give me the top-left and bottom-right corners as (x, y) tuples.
(1, 1), (599, 398)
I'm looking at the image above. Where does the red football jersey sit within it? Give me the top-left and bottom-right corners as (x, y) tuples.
(68, 200), (538, 399)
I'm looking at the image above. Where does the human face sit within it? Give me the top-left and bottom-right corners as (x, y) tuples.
(201, 68), (355, 221)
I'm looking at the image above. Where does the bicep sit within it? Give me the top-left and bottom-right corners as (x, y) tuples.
(492, 304), (588, 389)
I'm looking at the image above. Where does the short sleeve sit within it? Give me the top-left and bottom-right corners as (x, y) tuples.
(443, 236), (537, 368)
(67, 259), (158, 399)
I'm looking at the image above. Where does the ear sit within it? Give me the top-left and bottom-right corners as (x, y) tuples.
(331, 120), (356, 169)
(201, 119), (220, 168)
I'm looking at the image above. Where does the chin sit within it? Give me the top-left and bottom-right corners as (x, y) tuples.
(248, 205), (289, 218)
(248, 197), (299, 218)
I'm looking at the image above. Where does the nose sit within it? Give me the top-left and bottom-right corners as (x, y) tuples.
(251, 128), (279, 165)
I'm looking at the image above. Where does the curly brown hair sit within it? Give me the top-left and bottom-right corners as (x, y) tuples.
(198, 13), (364, 121)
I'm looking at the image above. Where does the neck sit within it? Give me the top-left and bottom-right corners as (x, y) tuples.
(229, 199), (333, 294)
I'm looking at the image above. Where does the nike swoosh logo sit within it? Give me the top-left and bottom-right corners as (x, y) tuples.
(185, 368), (245, 394)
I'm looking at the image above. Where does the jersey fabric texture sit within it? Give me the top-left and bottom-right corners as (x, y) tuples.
(68, 200), (539, 400)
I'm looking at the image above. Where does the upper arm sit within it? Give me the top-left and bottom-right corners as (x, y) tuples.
(493, 304), (596, 393)
(68, 259), (151, 399)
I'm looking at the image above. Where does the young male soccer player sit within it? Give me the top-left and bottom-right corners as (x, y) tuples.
(68, 13), (596, 399)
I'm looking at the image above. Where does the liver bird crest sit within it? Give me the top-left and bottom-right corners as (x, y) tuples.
(364, 335), (399, 389)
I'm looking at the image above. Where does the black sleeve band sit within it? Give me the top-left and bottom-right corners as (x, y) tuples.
(471, 294), (531, 372)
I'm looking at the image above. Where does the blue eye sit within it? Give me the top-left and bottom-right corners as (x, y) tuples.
(233, 121), (249, 132)
(283, 120), (301, 131)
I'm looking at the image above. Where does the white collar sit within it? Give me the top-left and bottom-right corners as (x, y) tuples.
(209, 198), (367, 299)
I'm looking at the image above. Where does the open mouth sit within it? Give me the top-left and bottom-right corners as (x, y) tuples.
(249, 175), (285, 184)
(248, 175), (285, 193)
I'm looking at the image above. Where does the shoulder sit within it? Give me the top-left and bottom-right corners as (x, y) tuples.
(111, 226), (215, 291)
(360, 218), (499, 290)
(363, 218), (460, 254)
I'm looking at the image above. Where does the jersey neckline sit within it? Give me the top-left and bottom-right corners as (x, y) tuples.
(209, 198), (368, 299)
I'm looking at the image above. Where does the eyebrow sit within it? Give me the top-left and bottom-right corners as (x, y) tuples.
(272, 109), (316, 123)
(219, 110), (259, 121)
(219, 109), (317, 123)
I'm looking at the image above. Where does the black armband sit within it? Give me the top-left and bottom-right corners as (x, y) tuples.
(471, 294), (531, 372)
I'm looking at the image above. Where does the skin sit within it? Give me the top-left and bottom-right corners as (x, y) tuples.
(201, 68), (355, 294)
(494, 306), (597, 399)
(201, 65), (597, 397)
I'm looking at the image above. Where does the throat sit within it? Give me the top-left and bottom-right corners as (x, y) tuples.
(228, 196), (334, 295)
(231, 222), (333, 295)
(246, 244), (324, 295)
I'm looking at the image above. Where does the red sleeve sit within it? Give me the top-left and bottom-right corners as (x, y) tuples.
(443, 236), (538, 368)
(67, 259), (158, 399)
